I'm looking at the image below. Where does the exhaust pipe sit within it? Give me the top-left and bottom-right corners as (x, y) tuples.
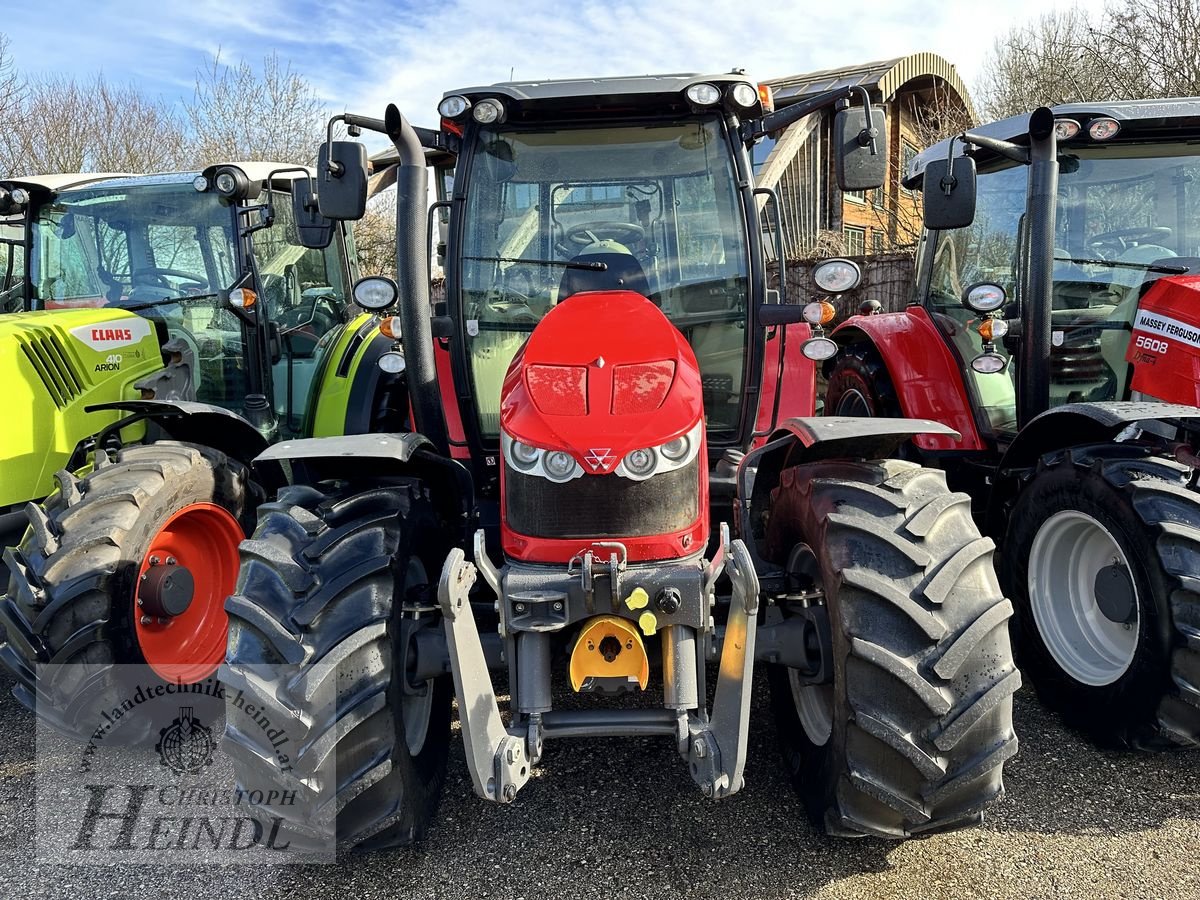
(384, 102), (449, 455)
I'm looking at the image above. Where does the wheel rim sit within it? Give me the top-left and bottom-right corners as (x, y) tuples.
(135, 502), (243, 683)
(788, 668), (833, 746)
(1028, 509), (1140, 687)
(835, 387), (872, 417)
(401, 558), (434, 757)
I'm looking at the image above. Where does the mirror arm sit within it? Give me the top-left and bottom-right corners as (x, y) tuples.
(323, 113), (388, 178)
(849, 86), (880, 156)
(742, 85), (860, 143)
(960, 132), (1030, 165)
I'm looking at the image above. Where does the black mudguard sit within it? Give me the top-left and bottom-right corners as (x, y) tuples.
(85, 399), (269, 466)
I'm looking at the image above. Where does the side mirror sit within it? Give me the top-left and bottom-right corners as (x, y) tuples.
(317, 141), (369, 221)
(292, 180), (334, 249)
(834, 107), (887, 191)
(922, 156), (977, 230)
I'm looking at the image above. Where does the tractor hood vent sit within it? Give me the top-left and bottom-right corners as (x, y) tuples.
(18, 329), (85, 407)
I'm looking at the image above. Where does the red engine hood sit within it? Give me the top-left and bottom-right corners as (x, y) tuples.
(500, 290), (703, 470)
(1128, 274), (1200, 405)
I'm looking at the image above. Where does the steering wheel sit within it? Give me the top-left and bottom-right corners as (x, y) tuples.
(132, 267), (209, 289)
(564, 221), (645, 248)
(1089, 227), (1172, 254)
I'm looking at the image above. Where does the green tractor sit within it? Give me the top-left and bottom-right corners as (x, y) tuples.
(0, 160), (409, 738)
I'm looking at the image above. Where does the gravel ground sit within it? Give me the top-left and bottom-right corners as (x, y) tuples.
(0, 672), (1195, 900)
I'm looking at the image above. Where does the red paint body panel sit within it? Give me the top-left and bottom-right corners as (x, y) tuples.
(499, 290), (707, 564)
(832, 307), (985, 451)
(1127, 275), (1200, 405)
(434, 339), (473, 461)
(752, 321), (816, 448)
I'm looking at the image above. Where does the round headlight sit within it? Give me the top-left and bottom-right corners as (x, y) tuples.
(1088, 117), (1120, 141)
(192, 175), (209, 192)
(812, 258), (862, 293)
(730, 83), (758, 109)
(661, 435), (690, 462)
(438, 95), (471, 119)
(354, 276), (399, 311)
(509, 440), (540, 470)
(472, 98), (505, 125)
(963, 282), (1007, 314)
(623, 447), (657, 478)
(215, 171), (240, 196)
(9, 187), (28, 206)
(1054, 119), (1081, 141)
(377, 351), (405, 374)
(971, 353), (1008, 374)
(801, 337), (839, 361)
(685, 83), (721, 106)
(544, 450), (576, 481)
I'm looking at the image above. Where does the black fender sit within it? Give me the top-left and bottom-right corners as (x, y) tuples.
(987, 400), (1200, 537)
(85, 400), (270, 466)
(735, 415), (960, 561)
(253, 433), (475, 544)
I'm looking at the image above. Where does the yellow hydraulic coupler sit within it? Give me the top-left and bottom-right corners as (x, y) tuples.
(569, 615), (650, 692)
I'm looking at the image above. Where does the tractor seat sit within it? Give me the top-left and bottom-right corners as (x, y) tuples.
(558, 251), (649, 301)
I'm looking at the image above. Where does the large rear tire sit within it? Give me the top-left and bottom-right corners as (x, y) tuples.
(1005, 444), (1200, 748)
(766, 458), (1019, 837)
(221, 483), (452, 851)
(0, 442), (249, 741)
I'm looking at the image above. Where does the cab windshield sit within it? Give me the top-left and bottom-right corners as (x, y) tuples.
(459, 117), (750, 439)
(925, 143), (1200, 436)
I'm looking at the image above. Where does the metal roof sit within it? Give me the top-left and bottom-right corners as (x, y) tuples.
(1, 173), (132, 192)
(907, 97), (1200, 186)
(444, 72), (752, 103)
(767, 52), (975, 120)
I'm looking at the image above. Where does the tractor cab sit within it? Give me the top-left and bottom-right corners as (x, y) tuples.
(3, 164), (357, 438)
(906, 100), (1200, 441)
(419, 73), (888, 497)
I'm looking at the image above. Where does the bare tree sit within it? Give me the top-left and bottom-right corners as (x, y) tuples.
(977, 1), (1200, 120)
(188, 51), (328, 166)
(354, 192), (399, 279)
(0, 35), (21, 171)
(2, 74), (186, 175)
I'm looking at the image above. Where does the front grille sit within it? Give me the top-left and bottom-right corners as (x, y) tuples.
(18, 330), (85, 407)
(505, 457), (700, 539)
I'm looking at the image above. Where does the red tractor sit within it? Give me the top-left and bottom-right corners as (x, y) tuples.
(824, 101), (1200, 749)
(221, 74), (1019, 849)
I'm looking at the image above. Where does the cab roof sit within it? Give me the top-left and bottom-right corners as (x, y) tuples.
(906, 97), (1200, 188)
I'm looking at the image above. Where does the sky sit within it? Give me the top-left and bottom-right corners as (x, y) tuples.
(2, 0), (1111, 142)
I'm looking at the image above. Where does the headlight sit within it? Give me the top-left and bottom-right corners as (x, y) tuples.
(686, 83), (721, 106)
(377, 351), (405, 374)
(614, 421), (703, 481)
(472, 98), (506, 124)
(544, 450), (576, 480)
(192, 175), (209, 192)
(438, 95), (471, 119)
(801, 337), (839, 361)
(623, 447), (658, 478)
(501, 432), (584, 482)
(510, 440), (540, 469)
(354, 275), (399, 311)
(730, 83), (758, 109)
(963, 282), (1006, 314)
(812, 258), (862, 293)
(661, 435), (690, 462)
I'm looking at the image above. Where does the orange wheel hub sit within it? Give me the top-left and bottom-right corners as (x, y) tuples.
(134, 502), (243, 682)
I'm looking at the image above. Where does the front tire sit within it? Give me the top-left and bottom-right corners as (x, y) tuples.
(1005, 444), (1200, 748)
(221, 483), (452, 851)
(766, 459), (1020, 837)
(0, 442), (249, 741)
